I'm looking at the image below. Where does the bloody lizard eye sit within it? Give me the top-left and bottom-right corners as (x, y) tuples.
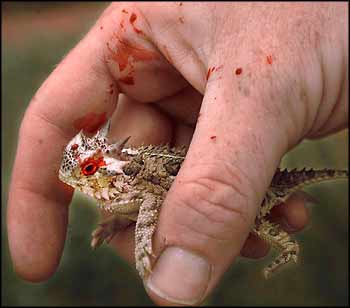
(80, 157), (106, 176)
(82, 162), (98, 176)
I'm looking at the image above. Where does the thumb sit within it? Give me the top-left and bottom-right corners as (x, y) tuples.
(145, 67), (291, 305)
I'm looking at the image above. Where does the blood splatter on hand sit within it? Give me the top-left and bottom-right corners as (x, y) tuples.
(7, 2), (347, 306)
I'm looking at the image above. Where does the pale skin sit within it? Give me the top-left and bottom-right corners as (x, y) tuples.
(7, 2), (348, 306)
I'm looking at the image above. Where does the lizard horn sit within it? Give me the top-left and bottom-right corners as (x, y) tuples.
(68, 129), (86, 148)
(79, 129), (89, 145)
(116, 136), (131, 152)
(94, 119), (111, 139)
(107, 136), (131, 156)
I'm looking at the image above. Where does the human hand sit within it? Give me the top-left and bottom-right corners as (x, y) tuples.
(7, 2), (347, 306)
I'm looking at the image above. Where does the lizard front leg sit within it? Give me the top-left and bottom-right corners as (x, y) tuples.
(91, 203), (139, 249)
(135, 193), (162, 280)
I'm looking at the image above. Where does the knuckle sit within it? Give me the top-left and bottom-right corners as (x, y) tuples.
(172, 162), (257, 241)
(104, 2), (141, 19)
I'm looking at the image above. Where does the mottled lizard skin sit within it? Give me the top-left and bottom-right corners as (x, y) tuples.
(58, 120), (348, 280)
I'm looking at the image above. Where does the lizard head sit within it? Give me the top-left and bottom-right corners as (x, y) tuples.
(58, 120), (130, 192)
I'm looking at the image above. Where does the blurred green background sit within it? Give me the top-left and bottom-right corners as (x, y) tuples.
(2, 2), (348, 306)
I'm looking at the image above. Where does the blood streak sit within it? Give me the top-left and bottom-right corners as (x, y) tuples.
(122, 9), (128, 14)
(106, 41), (127, 72)
(266, 55), (273, 64)
(107, 34), (159, 72)
(73, 112), (107, 134)
(129, 13), (143, 34)
(210, 135), (217, 140)
(206, 66), (215, 80)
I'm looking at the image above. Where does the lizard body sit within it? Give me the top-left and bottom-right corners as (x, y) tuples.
(58, 120), (348, 280)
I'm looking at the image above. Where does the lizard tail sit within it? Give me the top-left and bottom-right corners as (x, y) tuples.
(271, 168), (348, 191)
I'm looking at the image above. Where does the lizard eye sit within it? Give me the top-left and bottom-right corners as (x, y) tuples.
(82, 162), (98, 176)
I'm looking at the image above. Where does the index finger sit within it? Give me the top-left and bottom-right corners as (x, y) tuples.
(7, 3), (185, 282)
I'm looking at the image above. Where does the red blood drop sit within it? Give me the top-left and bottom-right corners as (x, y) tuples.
(130, 13), (137, 23)
(129, 13), (143, 34)
(235, 68), (242, 75)
(267, 55), (273, 64)
(71, 144), (79, 151)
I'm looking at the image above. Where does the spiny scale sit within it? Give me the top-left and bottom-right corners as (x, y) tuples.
(271, 168), (348, 189)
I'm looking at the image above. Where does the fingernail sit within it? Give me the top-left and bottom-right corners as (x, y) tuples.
(145, 246), (211, 305)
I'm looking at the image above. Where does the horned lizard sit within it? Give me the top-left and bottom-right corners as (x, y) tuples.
(58, 120), (348, 280)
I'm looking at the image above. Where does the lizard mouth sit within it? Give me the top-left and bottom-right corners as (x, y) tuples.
(58, 169), (79, 187)
(58, 170), (66, 182)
